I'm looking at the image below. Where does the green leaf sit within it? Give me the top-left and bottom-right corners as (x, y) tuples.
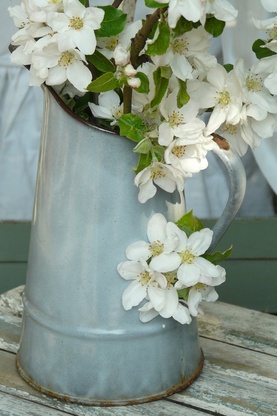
(176, 210), (204, 236)
(134, 138), (152, 154)
(224, 63), (234, 73)
(202, 246), (233, 265)
(252, 39), (276, 59)
(145, 0), (168, 7)
(135, 72), (150, 94)
(95, 6), (127, 38)
(150, 67), (169, 108)
(118, 114), (147, 142)
(73, 92), (95, 113)
(86, 50), (115, 73)
(204, 16), (225, 37)
(133, 152), (152, 175)
(152, 144), (165, 160)
(177, 79), (190, 108)
(78, 0), (88, 5)
(146, 21), (170, 56)
(173, 17), (193, 37)
(87, 72), (119, 93)
(177, 287), (190, 301)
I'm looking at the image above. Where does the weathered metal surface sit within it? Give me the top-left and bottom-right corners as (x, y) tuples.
(1, 288), (277, 415)
(16, 87), (204, 405)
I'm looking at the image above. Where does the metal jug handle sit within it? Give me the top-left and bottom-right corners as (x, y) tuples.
(209, 135), (246, 251)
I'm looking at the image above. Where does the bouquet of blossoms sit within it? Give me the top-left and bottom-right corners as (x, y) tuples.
(8, 0), (277, 324)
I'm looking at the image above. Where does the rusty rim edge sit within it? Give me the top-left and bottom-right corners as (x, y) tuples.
(16, 350), (204, 407)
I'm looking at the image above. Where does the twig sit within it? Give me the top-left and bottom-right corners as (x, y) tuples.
(112, 0), (124, 8)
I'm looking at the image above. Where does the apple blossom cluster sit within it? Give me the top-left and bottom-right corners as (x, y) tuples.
(8, 0), (105, 91)
(8, 0), (277, 205)
(117, 213), (226, 324)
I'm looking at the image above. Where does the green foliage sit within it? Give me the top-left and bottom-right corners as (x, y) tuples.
(151, 66), (170, 107)
(176, 211), (204, 237)
(177, 287), (190, 301)
(173, 17), (193, 37)
(86, 50), (115, 73)
(146, 21), (170, 56)
(95, 6), (127, 38)
(176, 211), (232, 265)
(118, 114), (147, 142)
(78, 0), (88, 5)
(135, 72), (150, 94)
(204, 16), (225, 37)
(252, 39), (276, 59)
(202, 246), (233, 264)
(133, 152), (152, 175)
(177, 79), (190, 108)
(224, 63), (234, 73)
(87, 72), (120, 92)
(145, 0), (168, 8)
(134, 138), (152, 154)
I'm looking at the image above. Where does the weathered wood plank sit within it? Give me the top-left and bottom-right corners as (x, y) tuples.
(1, 338), (277, 416)
(168, 337), (277, 416)
(0, 392), (68, 416)
(198, 301), (277, 356)
(0, 350), (209, 416)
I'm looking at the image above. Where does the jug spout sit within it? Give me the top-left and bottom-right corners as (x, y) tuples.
(209, 135), (246, 251)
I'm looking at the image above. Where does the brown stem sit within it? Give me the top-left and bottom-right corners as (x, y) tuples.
(123, 85), (132, 114)
(130, 8), (162, 69)
(112, 0), (124, 8)
(121, 8), (163, 114)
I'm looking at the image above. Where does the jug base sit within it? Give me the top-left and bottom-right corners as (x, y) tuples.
(16, 351), (204, 406)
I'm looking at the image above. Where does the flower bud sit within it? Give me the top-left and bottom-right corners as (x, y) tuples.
(124, 63), (137, 77)
(127, 77), (141, 89)
(113, 44), (130, 66)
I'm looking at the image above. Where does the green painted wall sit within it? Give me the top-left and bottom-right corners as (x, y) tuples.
(0, 219), (276, 313)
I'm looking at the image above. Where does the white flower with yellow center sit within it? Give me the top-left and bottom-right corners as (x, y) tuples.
(117, 260), (167, 312)
(164, 137), (215, 175)
(186, 265), (226, 316)
(190, 64), (243, 135)
(235, 59), (277, 114)
(151, 26), (216, 82)
(158, 92), (201, 146)
(31, 39), (92, 91)
(46, 0), (104, 55)
(125, 213), (179, 268)
(150, 225), (216, 280)
(134, 160), (186, 203)
(252, 55), (277, 95)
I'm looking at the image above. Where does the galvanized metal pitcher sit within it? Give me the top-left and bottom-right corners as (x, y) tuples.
(16, 86), (246, 405)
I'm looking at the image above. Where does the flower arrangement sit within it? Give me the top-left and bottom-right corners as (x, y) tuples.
(8, 0), (277, 324)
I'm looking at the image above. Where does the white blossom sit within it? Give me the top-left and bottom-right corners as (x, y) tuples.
(31, 40), (92, 91)
(204, 0), (238, 23)
(125, 213), (179, 269)
(46, 0), (104, 55)
(134, 160), (186, 203)
(117, 260), (167, 312)
(186, 265), (226, 316)
(89, 91), (123, 125)
(157, 0), (205, 28)
(151, 26), (216, 82)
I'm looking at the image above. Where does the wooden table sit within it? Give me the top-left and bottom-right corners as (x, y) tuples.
(0, 287), (276, 416)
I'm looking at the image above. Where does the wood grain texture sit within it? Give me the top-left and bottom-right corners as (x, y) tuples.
(0, 288), (277, 416)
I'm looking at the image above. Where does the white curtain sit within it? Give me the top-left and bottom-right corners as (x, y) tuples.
(0, 1), (43, 220)
(0, 0), (275, 220)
